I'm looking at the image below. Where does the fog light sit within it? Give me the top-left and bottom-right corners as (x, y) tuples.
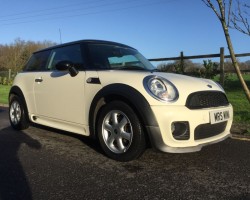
(171, 121), (190, 140)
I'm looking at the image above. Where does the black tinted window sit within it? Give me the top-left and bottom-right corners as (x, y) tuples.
(47, 44), (83, 70)
(87, 44), (154, 70)
(24, 50), (51, 71)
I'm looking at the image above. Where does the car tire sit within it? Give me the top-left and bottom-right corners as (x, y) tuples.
(9, 95), (29, 130)
(97, 101), (146, 161)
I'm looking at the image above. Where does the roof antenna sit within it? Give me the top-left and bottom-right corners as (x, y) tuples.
(59, 28), (62, 44)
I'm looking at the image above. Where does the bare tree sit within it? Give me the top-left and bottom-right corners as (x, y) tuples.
(231, 0), (250, 35)
(203, 0), (250, 103)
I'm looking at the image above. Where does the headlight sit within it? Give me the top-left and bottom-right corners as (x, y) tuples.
(143, 75), (179, 102)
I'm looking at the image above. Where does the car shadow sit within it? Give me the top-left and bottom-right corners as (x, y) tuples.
(0, 126), (41, 200)
(0, 107), (6, 113)
(31, 123), (104, 155)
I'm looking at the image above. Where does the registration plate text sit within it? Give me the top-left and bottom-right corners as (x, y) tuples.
(210, 110), (230, 124)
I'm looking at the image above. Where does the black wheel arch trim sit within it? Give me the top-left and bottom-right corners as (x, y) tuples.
(9, 86), (29, 119)
(89, 83), (159, 138)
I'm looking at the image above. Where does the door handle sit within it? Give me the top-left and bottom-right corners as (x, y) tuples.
(35, 78), (43, 83)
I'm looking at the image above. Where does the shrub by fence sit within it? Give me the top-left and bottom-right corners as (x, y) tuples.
(0, 70), (16, 85)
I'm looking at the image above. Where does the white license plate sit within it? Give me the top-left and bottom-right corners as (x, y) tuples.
(210, 109), (230, 124)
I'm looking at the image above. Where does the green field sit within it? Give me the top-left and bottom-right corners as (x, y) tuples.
(0, 74), (249, 125)
(0, 85), (10, 105)
(222, 74), (250, 124)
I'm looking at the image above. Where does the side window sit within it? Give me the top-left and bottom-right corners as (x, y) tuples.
(88, 44), (111, 69)
(46, 44), (83, 70)
(24, 50), (51, 71)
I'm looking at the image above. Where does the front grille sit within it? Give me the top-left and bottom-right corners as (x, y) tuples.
(194, 121), (227, 140)
(186, 91), (229, 109)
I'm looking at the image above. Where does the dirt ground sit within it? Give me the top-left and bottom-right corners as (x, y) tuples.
(231, 123), (250, 138)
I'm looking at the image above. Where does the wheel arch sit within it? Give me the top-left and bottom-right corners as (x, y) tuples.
(88, 83), (159, 140)
(9, 86), (29, 119)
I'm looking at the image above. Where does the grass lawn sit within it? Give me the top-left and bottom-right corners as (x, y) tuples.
(0, 74), (249, 125)
(0, 85), (10, 105)
(222, 74), (250, 124)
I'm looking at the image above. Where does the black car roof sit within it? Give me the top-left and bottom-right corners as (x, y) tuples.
(34, 39), (136, 53)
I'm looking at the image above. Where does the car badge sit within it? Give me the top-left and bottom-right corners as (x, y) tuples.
(207, 84), (212, 88)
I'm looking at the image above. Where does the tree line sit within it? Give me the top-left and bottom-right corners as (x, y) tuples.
(0, 38), (56, 73)
(1, 38), (249, 76)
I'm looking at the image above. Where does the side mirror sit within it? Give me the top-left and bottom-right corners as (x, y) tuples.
(55, 61), (79, 77)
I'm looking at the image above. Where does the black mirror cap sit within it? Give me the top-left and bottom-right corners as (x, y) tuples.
(69, 66), (79, 77)
(55, 61), (72, 71)
(55, 61), (79, 77)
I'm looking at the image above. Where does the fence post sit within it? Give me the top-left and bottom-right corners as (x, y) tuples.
(8, 69), (11, 81)
(180, 51), (184, 73)
(219, 47), (225, 87)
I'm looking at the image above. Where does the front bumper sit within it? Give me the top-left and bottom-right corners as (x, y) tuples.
(147, 104), (233, 153)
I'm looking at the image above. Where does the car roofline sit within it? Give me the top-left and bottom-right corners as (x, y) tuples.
(33, 39), (136, 54)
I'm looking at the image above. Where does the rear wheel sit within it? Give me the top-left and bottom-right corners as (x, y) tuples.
(97, 101), (146, 161)
(9, 95), (29, 130)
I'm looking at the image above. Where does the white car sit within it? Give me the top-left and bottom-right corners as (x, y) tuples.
(9, 40), (233, 161)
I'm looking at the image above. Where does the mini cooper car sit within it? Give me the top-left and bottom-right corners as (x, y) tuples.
(9, 40), (233, 161)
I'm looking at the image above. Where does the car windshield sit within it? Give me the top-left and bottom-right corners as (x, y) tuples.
(88, 43), (155, 71)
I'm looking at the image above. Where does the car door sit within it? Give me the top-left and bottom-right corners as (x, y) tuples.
(33, 44), (86, 125)
(21, 50), (51, 115)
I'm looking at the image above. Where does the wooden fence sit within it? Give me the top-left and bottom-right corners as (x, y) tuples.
(148, 47), (250, 86)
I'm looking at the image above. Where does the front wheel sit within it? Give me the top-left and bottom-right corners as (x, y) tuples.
(9, 95), (29, 130)
(97, 101), (146, 162)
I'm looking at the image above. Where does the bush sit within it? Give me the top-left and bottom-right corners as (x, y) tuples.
(157, 59), (219, 79)
(188, 60), (219, 79)
(201, 60), (219, 79)
(0, 76), (14, 85)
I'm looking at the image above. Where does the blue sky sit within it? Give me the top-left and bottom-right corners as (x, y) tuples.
(0, 0), (249, 61)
